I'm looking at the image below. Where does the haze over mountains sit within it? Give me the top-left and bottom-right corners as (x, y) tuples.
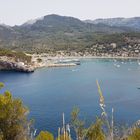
(0, 14), (140, 52)
(85, 17), (140, 30)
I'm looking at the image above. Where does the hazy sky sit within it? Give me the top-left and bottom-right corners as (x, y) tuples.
(0, 0), (140, 26)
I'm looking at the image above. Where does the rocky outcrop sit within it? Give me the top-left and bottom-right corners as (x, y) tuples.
(0, 60), (34, 73)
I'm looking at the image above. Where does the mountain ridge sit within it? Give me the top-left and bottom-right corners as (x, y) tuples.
(85, 17), (140, 30)
(0, 14), (140, 53)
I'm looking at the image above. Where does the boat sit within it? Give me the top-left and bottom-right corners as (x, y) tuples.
(114, 63), (120, 68)
(137, 61), (140, 65)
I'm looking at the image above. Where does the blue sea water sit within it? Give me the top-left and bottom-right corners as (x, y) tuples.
(0, 59), (140, 136)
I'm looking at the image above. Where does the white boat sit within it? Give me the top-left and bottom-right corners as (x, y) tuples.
(137, 61), (140, 65)
(114, 63), (120, 68)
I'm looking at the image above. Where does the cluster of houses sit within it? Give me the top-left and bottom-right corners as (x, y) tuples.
(50, 42), (140, 57)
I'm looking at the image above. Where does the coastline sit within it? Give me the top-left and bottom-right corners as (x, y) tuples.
(44, 56), (140, 60)
(0, 54), (140, 73)
(31, 54), (140, 69)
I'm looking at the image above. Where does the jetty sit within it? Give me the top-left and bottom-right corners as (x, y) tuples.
(46, 63), (77, 67)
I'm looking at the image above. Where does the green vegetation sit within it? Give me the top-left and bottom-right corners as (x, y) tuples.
(0, 48), (31, 63)
(37, 58), (42, 63)
(0, 81), (140, 140)
(2, 32), (140, 57)
(128, 128), (140, 140)
(1, 15), (140, 55)
(71, 107), (87, 140)
(0, 83), (4, 89)
(86, 118), (105, 140)
(36, 131), (54, 140)
(0, 83), (32, 140)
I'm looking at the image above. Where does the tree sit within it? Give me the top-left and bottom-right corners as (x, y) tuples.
(86, 118), (105, 140)
(71, 107), (87, 140)
(35, 131), (54, 140)
(0, 83), (31, 140)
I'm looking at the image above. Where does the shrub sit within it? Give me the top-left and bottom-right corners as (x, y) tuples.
(36, 131), (54, 140)
(0, 83), (32, 140)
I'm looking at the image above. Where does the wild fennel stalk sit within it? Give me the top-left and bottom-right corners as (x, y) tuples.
(96, 80), (114, 140)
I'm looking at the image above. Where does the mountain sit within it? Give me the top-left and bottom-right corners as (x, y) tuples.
(8, 14), (130, 51)
(85, 17), (140, 30)
(18, 14), (127, 34)
(0, 24), (21, 49)
(0, 24), (19, 40)
(0, 14), (140, 53)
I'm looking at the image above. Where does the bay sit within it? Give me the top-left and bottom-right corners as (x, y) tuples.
(0, 59), (140, 136)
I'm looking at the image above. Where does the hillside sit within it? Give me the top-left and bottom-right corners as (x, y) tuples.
(0, 15), (140, 54)
(85, 17), (140, 30)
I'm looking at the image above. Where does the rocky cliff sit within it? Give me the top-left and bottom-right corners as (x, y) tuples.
(0, 60), (34, 73)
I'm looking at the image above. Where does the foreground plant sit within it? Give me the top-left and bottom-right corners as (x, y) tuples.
(0, 83), (33, 140)
(86, 118), (105, 140)
(35, 131), (54, 140)
(1, 81), (140, 140)
(126, 128), (140, 140)
(96, 80), (114, 140)
(71, 107), (87, 140)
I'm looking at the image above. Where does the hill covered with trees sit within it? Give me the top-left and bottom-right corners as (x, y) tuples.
(0, 14), (140, 55)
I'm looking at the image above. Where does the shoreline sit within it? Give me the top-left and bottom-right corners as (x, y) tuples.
(45, 56), (140, 60)
(34, 55), (140, 63)
(32, 55), (140, 69)
(1, 55), (140, 73)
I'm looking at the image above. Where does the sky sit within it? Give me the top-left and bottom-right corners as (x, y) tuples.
(0, 0), (140, 26)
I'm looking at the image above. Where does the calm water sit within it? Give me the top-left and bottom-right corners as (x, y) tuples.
(0, 59), (140, 136)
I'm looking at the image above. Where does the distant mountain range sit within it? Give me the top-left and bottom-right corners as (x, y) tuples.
(0, 14), (140, 52)
(85, 17), (140, 30)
